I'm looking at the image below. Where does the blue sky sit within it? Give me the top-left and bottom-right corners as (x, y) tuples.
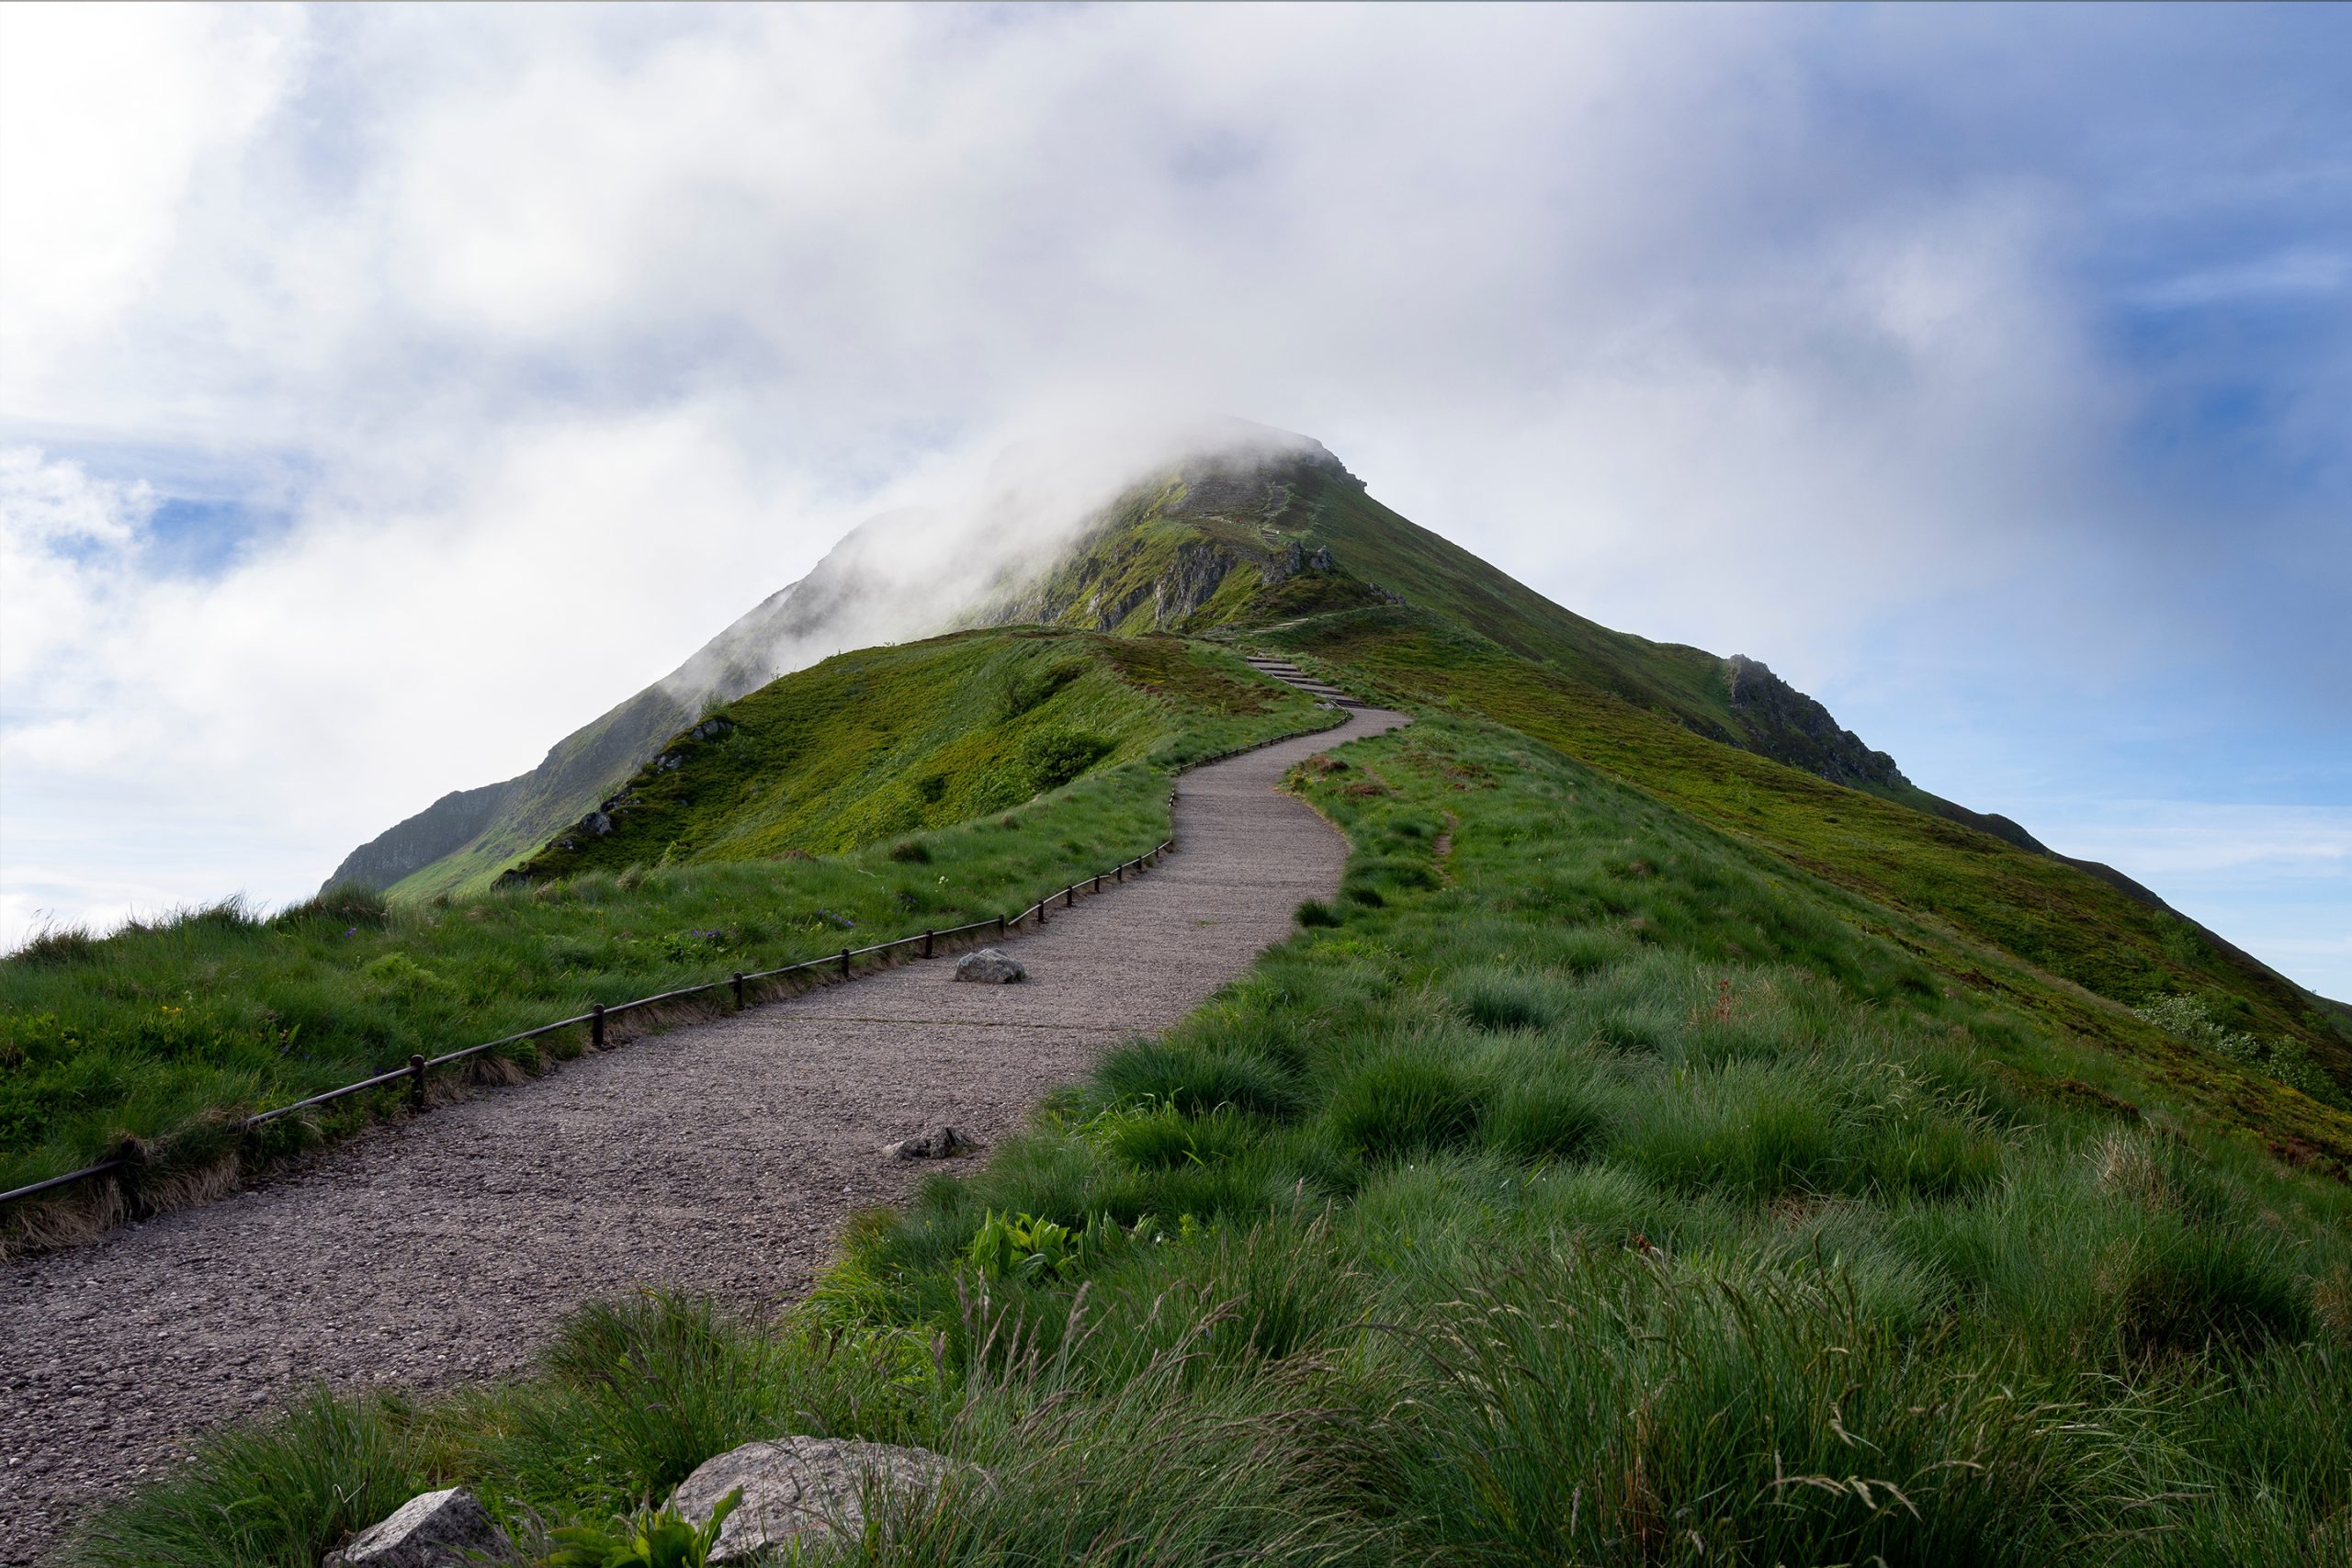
(0, 2), (2346, 996)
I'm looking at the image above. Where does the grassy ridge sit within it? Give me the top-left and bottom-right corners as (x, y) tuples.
(1261, 608), (2352, 1145)
(0, 633), (1326, 1224)
(75, 716), (2352, 1566)
(508, 630), (1316, 882)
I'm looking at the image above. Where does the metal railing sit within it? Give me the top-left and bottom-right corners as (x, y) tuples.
(2, 706), (1355, 1214)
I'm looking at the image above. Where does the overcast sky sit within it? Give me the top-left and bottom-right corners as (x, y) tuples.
(2, 2), (2346, 997)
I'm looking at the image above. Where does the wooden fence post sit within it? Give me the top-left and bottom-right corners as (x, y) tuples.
(732, 971), (745, 1009)
(591, 1002), (605, 1048)
(923, 929), (934, 958)
(840, 947), (852, 978)
(408, 1054), (426, 1111)
(113, 1136), (141, 1214)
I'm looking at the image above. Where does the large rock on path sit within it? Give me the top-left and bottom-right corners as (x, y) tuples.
(669, 1436), (980, 1562)
(322, 1487), (519, 1567)
(954, 948), (1025, 983)
(884, 1125), (973, 1159)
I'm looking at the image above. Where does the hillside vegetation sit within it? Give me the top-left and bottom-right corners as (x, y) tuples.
(0, 629), (1325, 1235)
(988, 440), (2348, 1126)
(79, 718), (2352, 1565)
(508, 630), (1306, 883)
(1255, 606), (2352, 1148)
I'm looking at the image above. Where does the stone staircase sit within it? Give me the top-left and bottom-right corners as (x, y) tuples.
(1242, 654), (1367, 708)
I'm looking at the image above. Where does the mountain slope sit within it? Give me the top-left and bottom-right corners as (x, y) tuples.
(1248, 604), (2350, 1096)
(335, 429), (1918, 901)
(502, 628), (1320, 886)
(329, 507), (1037, 900)
(331, 424), (2343, 1086)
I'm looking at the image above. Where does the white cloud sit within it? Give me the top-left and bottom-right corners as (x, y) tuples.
(2132, 248), (2349, 309)
(0, 4), (2342, 992)
(2030, 802), (2351, 880)
(0, 3), (301, 389)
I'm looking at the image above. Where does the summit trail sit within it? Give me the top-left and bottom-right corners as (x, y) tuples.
(0, 705), (1406, 1562)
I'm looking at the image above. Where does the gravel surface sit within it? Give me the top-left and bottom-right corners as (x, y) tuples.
(0, 706), (1405, 1562)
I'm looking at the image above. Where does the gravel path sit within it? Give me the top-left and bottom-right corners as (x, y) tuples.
(0, 705), (1406, 1562)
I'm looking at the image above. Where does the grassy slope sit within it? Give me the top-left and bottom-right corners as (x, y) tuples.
(508, 630), (1309, 882)
(78, 717), (2352, 1567)
(379, 686), (696, 903)
(995, 467), (2349, 1145)
(1260, 607), (2352, 1129)
(0, 630), (1325, 1221)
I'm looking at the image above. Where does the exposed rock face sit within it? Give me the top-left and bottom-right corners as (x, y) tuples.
(1723, 655), (1908, 790)
(955, 948), (1025, 984)
(322, 1487), (519, 1568)
(668, 1436), (980, 1563)
(884, 1126), (973, 1159)
(1152, 542), (1239, 623)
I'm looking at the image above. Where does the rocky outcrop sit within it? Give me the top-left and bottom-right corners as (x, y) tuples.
(1261, 541), (1339, 587)
(1723, 656), (1908, 790)
(668, 1436), (982, 1563)
(1152, 543), (1239, 623)
(884, 1126), (973, 1159)
(955, 948), (1025, 983)
(322, 1488), (519, 1568)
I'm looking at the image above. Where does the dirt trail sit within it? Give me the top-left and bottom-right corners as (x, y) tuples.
(0, 705), (1407, 1562)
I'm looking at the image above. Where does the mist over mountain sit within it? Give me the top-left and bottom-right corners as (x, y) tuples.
(330, 421), (2322, 1037)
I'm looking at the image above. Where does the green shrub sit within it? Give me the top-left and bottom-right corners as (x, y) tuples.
(1022, 727), (1114, 792)
(546, 1492), (739, 1568)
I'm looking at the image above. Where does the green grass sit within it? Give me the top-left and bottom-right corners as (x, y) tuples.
(506, 628), (1314, 884)
(0, 639), (1329, 1234)
(74, 716), (2352, 1566)
(1259, 608), (2352, 1153)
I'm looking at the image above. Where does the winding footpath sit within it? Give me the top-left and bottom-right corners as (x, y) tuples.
(0, 700), (1407, 1562)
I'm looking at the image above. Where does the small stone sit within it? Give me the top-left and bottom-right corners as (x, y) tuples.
(883, 1126), (971, 1160)
(322, 1487), (518, 1568)
(954, 948), (1025, 984)
(668, 1436), (984, 1563)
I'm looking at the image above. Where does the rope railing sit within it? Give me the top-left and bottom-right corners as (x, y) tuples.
(3, 702), (1360, 1213)
(1, 840), (1175, 1211)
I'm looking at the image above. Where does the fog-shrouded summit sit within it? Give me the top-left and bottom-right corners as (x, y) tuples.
(323, 421), (1334, 896)
(325, 422), (2255, 947)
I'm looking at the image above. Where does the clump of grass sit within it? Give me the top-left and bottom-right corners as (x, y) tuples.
(1096, 1041), (1296, 1120)
(1446, 964), (1568, 1032)
(1321, 1046), (1482, 1163)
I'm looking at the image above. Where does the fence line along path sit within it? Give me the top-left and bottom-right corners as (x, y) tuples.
(0, 701), (1408, 1563)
